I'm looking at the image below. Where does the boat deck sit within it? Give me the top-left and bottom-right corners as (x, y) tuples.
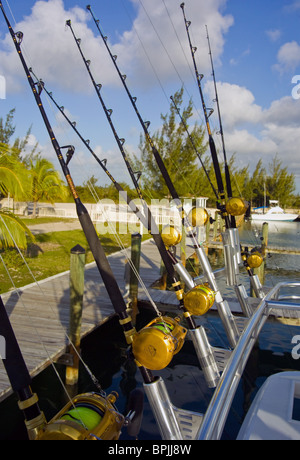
(0, 239), (299, 402)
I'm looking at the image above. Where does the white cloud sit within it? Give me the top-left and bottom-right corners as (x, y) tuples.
(273, 41), (300, 74)
(0, 0), (118, 93)
(266, 29), (281, 42)
(202, 80), (300, 188)
(0, 0), (234, 93)
(115, 0), (234, 87)
(204, 80), (263, 130)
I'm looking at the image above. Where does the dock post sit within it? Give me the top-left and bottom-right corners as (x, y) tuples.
(250, 222), (268, 296)
(129, 233), (142, 324)
(66, 244), (86, 387)
(180, 223), (186, 267)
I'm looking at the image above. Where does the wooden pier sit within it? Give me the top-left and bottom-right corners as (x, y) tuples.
(0, 236), (299, 403)
(0, 238), (169, 402)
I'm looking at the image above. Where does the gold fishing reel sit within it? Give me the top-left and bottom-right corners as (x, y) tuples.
(38, 392), (124, 440)
(184, 284), (215, 316)
(226, 197), (249, 217)
(247, 250), (264, 269)
(187, 206), (209, 227)
(161, 224), (182, 247)
(132, 316), (187, 370)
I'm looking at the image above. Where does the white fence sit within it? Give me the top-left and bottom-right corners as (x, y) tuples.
(0, 197), (210, 235)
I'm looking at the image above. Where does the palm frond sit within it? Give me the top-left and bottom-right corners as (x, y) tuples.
(0, 210), (34, 250)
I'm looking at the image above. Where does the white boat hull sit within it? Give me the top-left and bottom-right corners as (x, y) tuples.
(251, 213), (298, 222)
(251, 205), (299, 222)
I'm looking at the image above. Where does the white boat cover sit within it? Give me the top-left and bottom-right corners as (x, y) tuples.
(238, 372), (300, 440)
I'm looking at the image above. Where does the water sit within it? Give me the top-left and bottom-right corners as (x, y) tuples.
(239, 220), (300, 274)
(0, 221), (300, 440)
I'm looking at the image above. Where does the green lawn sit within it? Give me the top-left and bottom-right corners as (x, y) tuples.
(0, 225), (150, 294)
(21, 216), (78, 225)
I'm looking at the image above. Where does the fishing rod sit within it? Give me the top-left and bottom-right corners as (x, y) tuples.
(205, 25), (233, 209)
(0, 2), (155, 388)
(65, 19), (200, 329)
(0, 6), (192, 428)
(180, 3), (242, 230)
(169, 95), (259, 314)
(0, 295), (47, 439)
(86, 5), (192, 222)
(170, 95), (219, 201)
(30, 71), (149, 232)
(180, 4), (266, 304)
(85, 4), (219, 255)
(40, 70), (202, 327)
(204, 25), (263, 283)
(85, 5), (240, 348)
(0, 288), (141, 440)
(36, 70), (222, 392)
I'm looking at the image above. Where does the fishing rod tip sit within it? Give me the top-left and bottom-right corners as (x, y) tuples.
(66, 19), (71, 27)
(86, 5), (91, 10)
(180, 3), (185, 9)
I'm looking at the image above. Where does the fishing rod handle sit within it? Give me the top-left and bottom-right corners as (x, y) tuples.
(0, 296), (45, 431)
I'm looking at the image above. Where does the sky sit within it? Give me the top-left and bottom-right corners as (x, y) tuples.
(0, 0), (300, 197)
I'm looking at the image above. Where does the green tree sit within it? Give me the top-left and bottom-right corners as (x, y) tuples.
(0, 143), (34, 249)
(0, 142), (29, 201)
(0, 108), (16, 144)
(247, 159), (267, 208)
(28, 156), (68, 217)
(266, 154), (295, 208)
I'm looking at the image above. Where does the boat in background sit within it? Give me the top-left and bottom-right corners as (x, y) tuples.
(251, 200), (299, 222)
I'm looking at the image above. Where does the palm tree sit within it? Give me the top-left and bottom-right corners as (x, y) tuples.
(0, 142), (34, 250)
(28, 156), (67, 217)
(0, 209), (34, 250)
(0, 142), (28, 200)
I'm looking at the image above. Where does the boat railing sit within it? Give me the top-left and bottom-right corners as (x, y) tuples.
(197, 281), (300, 440)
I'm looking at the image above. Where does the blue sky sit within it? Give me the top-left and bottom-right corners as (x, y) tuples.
(1, 0), (300, 196)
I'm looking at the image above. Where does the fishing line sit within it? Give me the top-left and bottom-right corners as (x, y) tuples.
(0, 260), (98, 433)
(48, 24), (197, 330)
(160, 1), (222, 154)
(123, 2), (222, 212)
(86, 5), (242, 349)
(0, 253), (82, 413)
(83, 178), (163, 318)
(120, 0), (204, 126)
(0, 214), (105, 395)
(138, 0), (212, 132)
(161, 0), (197, 85)
(170, 95), (219, 200)
(88, 2), (210, 214)
(28, 66), (166, 319)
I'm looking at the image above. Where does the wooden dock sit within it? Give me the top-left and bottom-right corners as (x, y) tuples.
(0, 239), (167, 402)
(0, 237), (299, 402)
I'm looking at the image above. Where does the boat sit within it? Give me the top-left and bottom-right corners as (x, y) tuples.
(237, 371), (300, 440)
(251, 201), (299, 222)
